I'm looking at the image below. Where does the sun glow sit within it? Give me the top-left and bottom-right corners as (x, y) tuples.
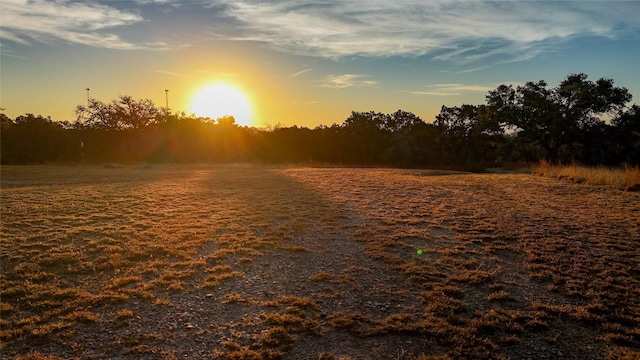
(190, 83), (253, 126)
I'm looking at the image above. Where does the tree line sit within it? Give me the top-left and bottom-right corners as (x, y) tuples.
(2, 73), (638, 168)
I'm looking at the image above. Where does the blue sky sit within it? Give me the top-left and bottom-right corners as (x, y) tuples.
(1, 0), (639, 128)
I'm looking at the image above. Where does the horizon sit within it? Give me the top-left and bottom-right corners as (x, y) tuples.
(1, 0), (639, 128)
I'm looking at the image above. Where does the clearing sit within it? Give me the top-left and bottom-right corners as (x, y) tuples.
(1, 165), (638, 359)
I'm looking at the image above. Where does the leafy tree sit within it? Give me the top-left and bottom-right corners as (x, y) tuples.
(435, 104), (479, 138)
(485, 84), (518, 125)
(494, 81), (561, 161)
(0, 114), (14, 163)
(311, 124), (350, 164)
(409, 122), (446, 166)
(611, 104), (640, 165)
(113, 95), (159, 130)
(1, 114), (74, 164)
(382, 110), (427, 166)
(553, 74), (631, 163)
(343, 111), (388, 132)
(75, 99), (119, 130)
(342, 111), (391, 164)
(384, 110), (424, 133)
(556, 73), (631, 129)
(75, 95), (160, 130)
(484, 74), (632, 164)
(3, 78), (635, 167)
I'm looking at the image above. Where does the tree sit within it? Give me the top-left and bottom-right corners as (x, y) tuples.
(75, 99), (119, 130)
(484, 74), (632, 164)
(513, 81), (561, 161)
(75, 95), (160, 130)
(611, 104), (640, 165)
(113, 95), (159, 130)
(552, 74), (632, 163)
(343, 111), (388, 132)
(0, 114), (14, 163)
(382, 110), (426, 166)
(435, 104), (479, 138)
(485, 84), (517, 125)
(434, 103), (507, 167)
(1, 114), (74, 164)
(384, 110), (424, 133)
(342, 111), (391, 164)
(217, 115), (237, 127)
(556, 73), (631, 129)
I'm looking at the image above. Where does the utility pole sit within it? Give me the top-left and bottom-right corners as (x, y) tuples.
(86, 88), (90, 106)
(165, 89), (169, 112)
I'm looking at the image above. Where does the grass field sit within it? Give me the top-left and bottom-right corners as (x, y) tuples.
(1, 165), (639, 359)
(532, 161), (640, 191)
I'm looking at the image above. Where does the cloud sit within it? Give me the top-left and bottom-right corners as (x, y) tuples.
(217, 1), (640, 62)
(289, 68), (313, 78)
(153, 70), (181, 76)
(0, 27), (29, 46)
(411, 91), (461, 97)
(0, 0), (164, 50)
(0, 41), (26, 59)
(3, 0), (637, 64)
(132, 0), (176, 4)
(412, 83), (497, 96)
(321, 74), (378, 88)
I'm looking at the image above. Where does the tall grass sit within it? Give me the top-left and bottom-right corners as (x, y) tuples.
(532, 160), (640, 191)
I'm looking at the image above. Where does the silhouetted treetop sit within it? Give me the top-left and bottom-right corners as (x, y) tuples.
(75, 95), (159, 131)
(2, 73), (636, 167)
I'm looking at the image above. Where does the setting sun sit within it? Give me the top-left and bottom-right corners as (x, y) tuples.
(190, 83), (253, 126)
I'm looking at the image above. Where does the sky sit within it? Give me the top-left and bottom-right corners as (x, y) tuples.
(1, 0), (639, 128)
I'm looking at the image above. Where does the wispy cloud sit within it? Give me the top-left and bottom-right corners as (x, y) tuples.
(217, 1), (640, 63)
(411, 83), (497, 97)
(0, 27), (29, 45)
(0, 42), (26, 59)
(289, 68), (313, 78)
(321, 74), (378, 88)
(153, 70), (181, 76)
(2, 0), (638, 65)
(132, 0), (177, 4)
(411, 91), (460, 97)
(0, 0), (165, 50)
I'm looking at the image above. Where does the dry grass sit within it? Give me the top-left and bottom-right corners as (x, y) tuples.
(1, 165), (639, 359)
(532, 160), (640, 190)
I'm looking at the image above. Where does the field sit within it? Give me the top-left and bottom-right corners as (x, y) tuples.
(1, 165), (639, 359)
(532, 161), (640, 191)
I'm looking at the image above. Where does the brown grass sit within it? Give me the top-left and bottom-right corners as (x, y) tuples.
(532, 160), (640, 190)
(1, 165), (638, 359)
